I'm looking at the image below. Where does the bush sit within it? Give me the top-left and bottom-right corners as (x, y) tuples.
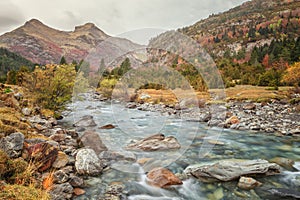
(21, 64), (76, 112)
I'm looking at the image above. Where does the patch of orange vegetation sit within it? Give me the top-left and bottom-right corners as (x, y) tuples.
(42, 172), (54, 191)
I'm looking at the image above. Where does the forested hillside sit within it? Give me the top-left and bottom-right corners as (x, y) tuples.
(0, 48), (35, 83)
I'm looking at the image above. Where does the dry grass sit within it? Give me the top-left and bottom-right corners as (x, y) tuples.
(0, 184), (50, 200)
(0, 107), (30, 137)
(220, 85), (292, 101)
(134, 85), (293, 104)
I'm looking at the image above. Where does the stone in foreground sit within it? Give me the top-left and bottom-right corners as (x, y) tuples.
(79, 131), (107, 154)
(184, 159), (280, 182)
(0, 132), (24, 158)
(147, 167), (182, 188)
(126, 133), (181, 151)
(75, 148), (103, 175)
(238, 176), (262, 190)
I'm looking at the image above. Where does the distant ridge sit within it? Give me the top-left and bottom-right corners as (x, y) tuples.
(0, 19), (142, 65)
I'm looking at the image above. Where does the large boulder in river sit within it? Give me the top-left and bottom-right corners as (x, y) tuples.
(79, 131), (107, 154)
(126, 134), (181, 151)
(0, 132), (24, 158)
(184, 159), (280, 182)
(75, 148), (103, 175)
(147, 167), (183, 188)
(73, 115), (97, 127)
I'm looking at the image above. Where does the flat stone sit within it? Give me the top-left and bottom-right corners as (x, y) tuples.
(126, 133), (181, 151)
(147, 167), (182, 188)
(185, 159), (280, 182)
(73, 115), (97, 127)
(73, 188), (85, 196)
(238, 176), (262, 190)
(243, 103), (256, 110)
(99, 124), (116, 129)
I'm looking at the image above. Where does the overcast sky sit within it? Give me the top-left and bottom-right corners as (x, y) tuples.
(0, 0), (248, 44)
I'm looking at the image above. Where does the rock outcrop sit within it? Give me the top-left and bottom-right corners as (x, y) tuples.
(126, 133), (181, 151)
(184, 159), (280, 182)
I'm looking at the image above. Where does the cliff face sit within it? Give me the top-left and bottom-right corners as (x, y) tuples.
(0, 19), (142, 66)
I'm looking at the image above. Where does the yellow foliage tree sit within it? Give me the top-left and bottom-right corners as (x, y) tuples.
(23, 64), (76, 112)
(282, 62), (300, 87)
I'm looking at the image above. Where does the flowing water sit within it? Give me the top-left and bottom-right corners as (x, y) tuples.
(61, 94), (300, 200)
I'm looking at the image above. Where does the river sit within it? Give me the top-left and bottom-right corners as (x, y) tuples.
(61, 94), (300, 200)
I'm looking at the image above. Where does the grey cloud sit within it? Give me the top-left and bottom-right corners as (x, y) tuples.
(0, 1), (25, 32)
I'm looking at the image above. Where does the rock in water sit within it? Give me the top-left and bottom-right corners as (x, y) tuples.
(0, 132), (24, 158)
(270, 157), (295, 171)
(184, 159), (280, 182)
(73, 115), (97, 127)
(75, 148), (103, 175)
(126, 133), (181, 151)
(147, 167), (182, 188)
(79, 131), (107, 154)
(99, 124), (116, 129)
(238, 176), (262, 190)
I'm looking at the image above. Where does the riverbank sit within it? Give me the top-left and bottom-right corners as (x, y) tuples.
(96, 85), (300, 136)
(120, 99), (300, 136)
(1, 83), (299, 200)
(0, 84), (86, 199)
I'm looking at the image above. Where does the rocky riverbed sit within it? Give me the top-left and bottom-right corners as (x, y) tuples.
(1, 88), (299, 200)
(120, 97), (300, 136)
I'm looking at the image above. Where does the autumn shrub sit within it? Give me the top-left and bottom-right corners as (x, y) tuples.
(21, 64), (76, 112)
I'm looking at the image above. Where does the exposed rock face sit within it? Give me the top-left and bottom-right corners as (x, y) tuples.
(237, 176), (262, 190)
(184, 159), (280, 182)
(79, 131), (107, 154)
(126, 134), (181, 151)
(75, 148), (103, 175)
(73, 115), (97, 127)
(147, 167), (183, 188)
(0, 132), (24, 158)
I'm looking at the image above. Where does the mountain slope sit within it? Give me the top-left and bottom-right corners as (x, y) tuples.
(177, 0), (300, 57)
(0, 19), (142, 66)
